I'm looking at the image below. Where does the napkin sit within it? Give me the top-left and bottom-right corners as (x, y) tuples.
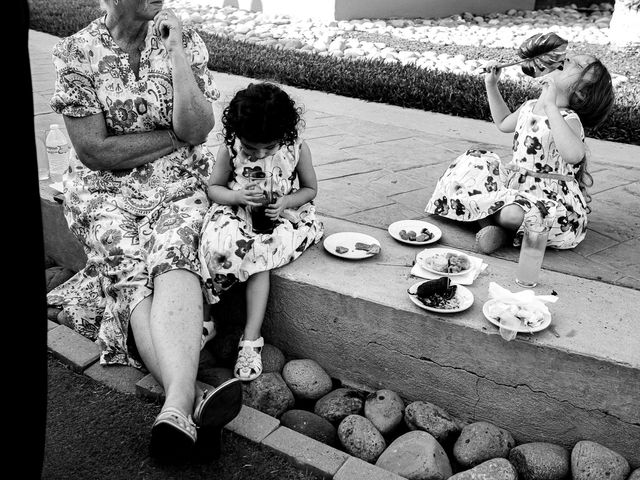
(411, 249), (487, 285)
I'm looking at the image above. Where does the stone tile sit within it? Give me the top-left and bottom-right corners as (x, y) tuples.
(591, 169), (640, 194)
(225, 405), (280, 443)
(306, 139), (354, 166)
(85, 363), (146, 396)
(261, 426), (349, 478)
(587, 238), (640, 280)
(389, 189), (438, 212)
(315, 158), (382, 181)
(341, 138), (456, 170)
(326, 118), (423, 143)
(573, 229), (620, 257)
(314, 134), (380, 149)
(301, 109), (335, 121)
(316, 179), (394, 216)
(47, 325), (100, 373)
(136, 374), (164, 401)
(303, 124), (359, 140)
(48, 320), (59, 331)
(614, 276), (640, 290)
(342, 169), (429, 196)
(334, 457), (406, 480)
(589, 183), (640, 243)
(345, 203), (425, 229)
(436, 137), (512, 157)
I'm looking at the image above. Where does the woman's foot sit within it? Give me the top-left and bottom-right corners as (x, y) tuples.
(475, 225), (509, 254)
(234, 336), (264, 381)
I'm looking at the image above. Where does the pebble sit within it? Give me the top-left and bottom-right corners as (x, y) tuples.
(404, 400), (463, 445)
(363, 389), (405, 435)
(571, 440), (630, 480)
(453, 421), (516, 468)
(166, 0), (626, 84)
(260, 343), (286, 373)
(338, 414), (387, 463)
(448, 458), (518, 480)
(281, 358), (333, 400)
(280, 409), (338, 446)
(314, 387), (366, 424)
(508, 442), (570, 480)
(241, 371), (295, 418)
(375, 430), (452, 479)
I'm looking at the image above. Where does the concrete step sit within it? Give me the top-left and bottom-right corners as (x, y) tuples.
(41, 190), (640, 468)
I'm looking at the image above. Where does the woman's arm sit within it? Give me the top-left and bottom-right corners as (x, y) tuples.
(64, 113), (187, 171)
(207, 145), (263, 206)
(155, 11), (215, 144)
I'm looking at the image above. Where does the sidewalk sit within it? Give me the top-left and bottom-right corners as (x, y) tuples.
(29, 29), (640, 291)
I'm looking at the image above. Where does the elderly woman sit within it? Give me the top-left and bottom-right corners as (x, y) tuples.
(46, 0), (241, 463)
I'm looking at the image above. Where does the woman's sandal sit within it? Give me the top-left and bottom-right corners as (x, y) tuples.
(234, 336), (264, 382)
(149, 406), (197, 464)
(475, 225), (509, 254)
(192, 378), (243, 462)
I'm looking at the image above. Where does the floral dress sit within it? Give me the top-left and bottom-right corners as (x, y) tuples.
(199, 140), (324, 303)
(425, 100), (588, 249)
(45, 17), (220, 368)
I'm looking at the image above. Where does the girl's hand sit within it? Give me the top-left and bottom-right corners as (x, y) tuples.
(265, 195), (289, 219)
(539, 77), (559, 111)
(483, 61), (502, 86)
(235, 183), (265, 207)
(154, 8), (183, 54)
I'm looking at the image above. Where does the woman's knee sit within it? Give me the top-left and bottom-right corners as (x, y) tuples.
(496, 205), (524, 230)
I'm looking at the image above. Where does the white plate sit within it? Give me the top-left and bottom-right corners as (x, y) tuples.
(388, 220), (442, 245)
(408, 280), (474, 313)
(416, 247), (473, 277)
(482, 299), (551, 333)
(323, 232), (381, 260)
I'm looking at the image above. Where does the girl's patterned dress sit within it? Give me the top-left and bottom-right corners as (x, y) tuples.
(199, 140), (324, 303)
(425, 100), (588, 249)
(45, 17), (219, 368)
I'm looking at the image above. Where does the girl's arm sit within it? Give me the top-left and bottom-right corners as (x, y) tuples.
(155, 12), (215, 145)
(484, 63), (521, 133)
(207, 145), (263, 206)
(64, 114), (187, 171)
(540, 78), (586, 164)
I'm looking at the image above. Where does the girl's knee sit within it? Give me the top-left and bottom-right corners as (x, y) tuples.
(497, 205), (524, 230)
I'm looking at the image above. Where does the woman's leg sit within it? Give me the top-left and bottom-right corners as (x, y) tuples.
(243, 271), (270, 341)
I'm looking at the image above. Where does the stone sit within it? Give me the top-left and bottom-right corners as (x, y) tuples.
(337, 414), (386, 464)
(45, 266), (75, 292)
(280, 409), (338, 447)
(404, 401), (463, 445)
(364, 389), (405, 435)
(281, 359), (333, 400)
(241, 372), (295, 418)
(448, 458), (517, 480)
(314, 387), (366, 424)
(571, 440), (630, 480)
(375, 430), (452, 480)
(508, 442), (569, 480)
(453, 421), (515, 468)
(628, 468), (640, 480)
(261, 343), (285, 374)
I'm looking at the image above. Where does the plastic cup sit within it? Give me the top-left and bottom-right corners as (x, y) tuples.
(515, 219), (549, 288)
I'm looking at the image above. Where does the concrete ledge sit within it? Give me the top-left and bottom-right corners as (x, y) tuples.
(47, 324), (101, 372)
(333, 457), (406, 480)
(261, 426), (350, 479)
(84, 363), (146, 396)
(226, 405), (281, 443)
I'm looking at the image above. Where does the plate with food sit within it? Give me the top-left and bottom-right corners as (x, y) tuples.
(407, 277), (474, 313)
(482, 299), (551, 333)
(323, 232), (381, 260)
(388, 220), (442, 245)
(417, 248), (472, 276)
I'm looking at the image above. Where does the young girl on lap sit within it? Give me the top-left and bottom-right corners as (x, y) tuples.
(425, 53), (614, 253)
(199, 82), (324, 381)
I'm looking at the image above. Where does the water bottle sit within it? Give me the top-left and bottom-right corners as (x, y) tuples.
(44, 124), (70, 179)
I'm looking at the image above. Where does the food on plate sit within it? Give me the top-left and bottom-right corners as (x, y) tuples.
(399, 228), (433, 242)
(335, 246), (349, 254)
(485, 300), (545, 328)
(409, 277), (460, 309)
(354, 242), (381, 254)
(425, 251), (470, 273)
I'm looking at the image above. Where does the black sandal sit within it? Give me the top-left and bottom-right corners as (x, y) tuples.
(149, 406), (197, 464)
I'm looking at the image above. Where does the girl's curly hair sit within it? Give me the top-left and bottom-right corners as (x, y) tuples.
(221, 82), (304, 159)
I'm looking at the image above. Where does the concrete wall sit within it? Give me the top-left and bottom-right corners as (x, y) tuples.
(208, 0), (536, 21)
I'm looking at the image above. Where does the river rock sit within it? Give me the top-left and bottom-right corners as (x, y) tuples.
(281, 359), (333, 400)
(628, 468), (640, 480)
(314, 387), (365, 423)
(375, 430), (452, 480)
(338, 414), (386, 463)
(404, 401), (462, 444)
(241, 372), (295, 418)
(280, 409), (338, 446)
(448, 458), (517, 480)
(364, 389), (405, 435)
(509, 442), (569, 480)
(261, 343), (285, 373)
(571, 440), (630, 480)
(453, 421), (515, 468)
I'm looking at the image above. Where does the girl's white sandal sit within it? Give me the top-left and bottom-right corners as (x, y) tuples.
(234, 336), (264, 381)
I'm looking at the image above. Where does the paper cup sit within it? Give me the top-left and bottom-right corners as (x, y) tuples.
(499, 313), (520, 341)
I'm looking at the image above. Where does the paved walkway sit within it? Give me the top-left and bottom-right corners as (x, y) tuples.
(30, 29), (640, 291)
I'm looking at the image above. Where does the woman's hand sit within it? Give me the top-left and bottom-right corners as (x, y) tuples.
(539, 77), (559, 111)
(154, 8), (183, 54)
(265, 195), (289, 219)
(483, 61), (502, 86)
(235, 183), (265, 207)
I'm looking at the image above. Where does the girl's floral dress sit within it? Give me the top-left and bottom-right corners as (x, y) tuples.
(425, 100), (588, 249)
(46, 17), (219, 368)
(199, 140), (324, 303)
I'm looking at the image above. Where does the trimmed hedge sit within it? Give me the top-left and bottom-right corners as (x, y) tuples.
(27, 0), (639, 145)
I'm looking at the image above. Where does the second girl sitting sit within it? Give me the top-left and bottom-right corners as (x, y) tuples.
(199, 82), (324, 381)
